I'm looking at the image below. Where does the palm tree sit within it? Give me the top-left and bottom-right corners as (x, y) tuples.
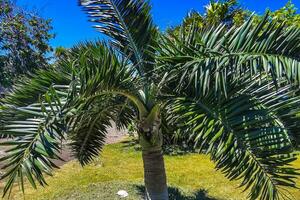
(1, 1), (300, 199)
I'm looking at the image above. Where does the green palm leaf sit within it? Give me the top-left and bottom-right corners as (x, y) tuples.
(157, 15), (300, 96)
(0, 87), (68, 197)
(0, 42), (142, 197)
(163, 73), (300, 200)
(156, 16), (300, 199)
(79, 0), (157, 75)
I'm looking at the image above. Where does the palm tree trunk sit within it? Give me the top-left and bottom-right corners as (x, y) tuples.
(142, 148), (168, 200)
(138, 107), (168, 200)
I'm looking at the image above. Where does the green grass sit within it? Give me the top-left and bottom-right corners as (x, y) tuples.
(3, 140), (300, 200)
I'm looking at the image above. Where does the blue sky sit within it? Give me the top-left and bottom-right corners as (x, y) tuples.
(17, 0), (300, 48)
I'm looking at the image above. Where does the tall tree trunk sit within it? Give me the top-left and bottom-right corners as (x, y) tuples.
(142, 148), (168, 200)
(138, 111), (169, 200)
(138, 105), (169, 199)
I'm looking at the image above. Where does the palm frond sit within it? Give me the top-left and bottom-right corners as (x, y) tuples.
(1, 67), (72, 107)
(0, 88), (68, 197)
(69, 102), (112, 166)
(69, 94), (135, 165)
(79, 0), (157, 75)
(158, 17), (300, 196)
(164, 75), (300, 200)
(0, 41), (140, 196)
(157, 15), (300, 97)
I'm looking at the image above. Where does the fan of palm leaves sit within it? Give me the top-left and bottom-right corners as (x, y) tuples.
(0, 42), (139, 196)
(156, 17), (300, 200)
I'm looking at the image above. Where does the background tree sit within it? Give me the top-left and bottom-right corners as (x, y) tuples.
(168, 0), (300, 37)
(167, 0), (245, 35)
(263, 0), (300, 27)
(0, 0), (54, 87)
(54, 46), (68, 60)
(0, 1), (300, 200)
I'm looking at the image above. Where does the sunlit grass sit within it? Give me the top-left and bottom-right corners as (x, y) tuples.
(3, 140), (300, 200)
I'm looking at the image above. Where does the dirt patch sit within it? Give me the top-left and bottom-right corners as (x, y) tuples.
(0, 123), (128, 170)
(55, 124), (128, 166)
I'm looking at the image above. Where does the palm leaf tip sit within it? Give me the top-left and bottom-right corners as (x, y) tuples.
(79, 0), (157, 76)
(70, 118), (108, 166)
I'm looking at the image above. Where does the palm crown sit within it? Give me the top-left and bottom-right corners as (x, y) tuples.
(1, 0), (300, 200)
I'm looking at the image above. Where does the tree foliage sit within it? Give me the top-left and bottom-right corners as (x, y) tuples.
(268, 0), (300, 27)
(0, 0), (54, 87)
(168, 0), (300, 37)
(167, 0), (245, 35)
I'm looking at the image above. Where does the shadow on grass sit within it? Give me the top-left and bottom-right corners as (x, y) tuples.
(120, 139), (139, 147)
(136, 185), (218, 200)
(120, 139), (196, 156)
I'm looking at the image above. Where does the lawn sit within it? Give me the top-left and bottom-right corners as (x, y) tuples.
(3, 140), (300, 200)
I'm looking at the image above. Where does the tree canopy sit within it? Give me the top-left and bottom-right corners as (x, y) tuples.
(168, 0), (300, 36)
(0, 0), (54, 87)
